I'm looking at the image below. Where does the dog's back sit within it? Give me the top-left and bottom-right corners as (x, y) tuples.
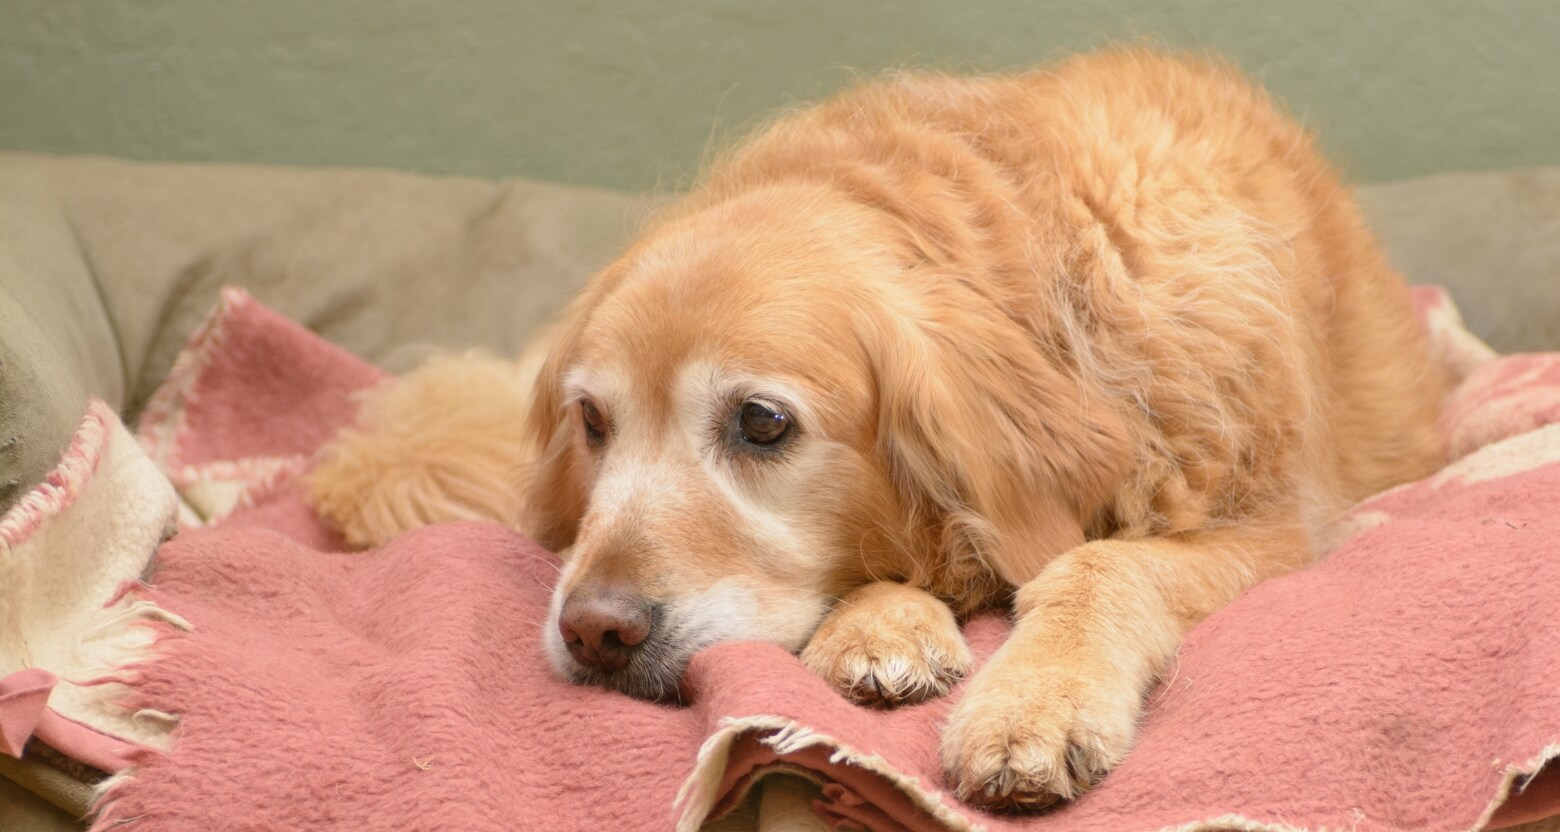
(698, 48), (1447, 549)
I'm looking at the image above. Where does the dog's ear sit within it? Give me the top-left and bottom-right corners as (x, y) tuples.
(520, 266), (634, 551)
(862, 276), (1128, 588)
(520, 327), (587, 551)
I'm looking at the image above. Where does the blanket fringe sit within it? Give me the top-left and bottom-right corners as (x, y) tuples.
(1, 399), (187, 755)
(678, 715), (1559, 832)
(1160, 814), (1311, 832)
(674, 714), (976, 832)
(1474, 743), (1560, 832)
(82, 610), (194, 831)
(0, 400), (111, 550)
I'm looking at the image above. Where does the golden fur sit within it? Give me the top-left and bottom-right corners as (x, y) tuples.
(307, 49), (1446, 809)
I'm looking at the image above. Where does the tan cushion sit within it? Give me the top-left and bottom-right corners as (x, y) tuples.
(2, 152), (1559, 521)
(1, 153), (658, 419)
(1358, 167), (1560, 355)
(0, 772), (83, 832)
(0, 161), (122, 510)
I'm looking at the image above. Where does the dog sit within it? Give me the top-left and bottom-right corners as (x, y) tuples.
(307, 49), (1447, 810)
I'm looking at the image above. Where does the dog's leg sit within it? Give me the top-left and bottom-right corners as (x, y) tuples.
(941, 520), (1310, 810)
(801, 580), (973, 707)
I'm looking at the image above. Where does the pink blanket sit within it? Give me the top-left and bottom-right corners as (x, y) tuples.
(78, 288), (1559, 831)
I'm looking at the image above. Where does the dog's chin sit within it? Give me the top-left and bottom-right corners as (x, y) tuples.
(567, 665), (685, 703)
(543, 617), (695, 703)
(561, 643), (692, 703)
(542, 577), (832, 703)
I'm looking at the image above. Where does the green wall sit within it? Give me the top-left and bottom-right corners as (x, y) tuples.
(3, 0), (1557, 191)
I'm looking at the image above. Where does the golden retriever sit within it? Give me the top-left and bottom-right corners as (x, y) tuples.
(307, 49), (1447, 810)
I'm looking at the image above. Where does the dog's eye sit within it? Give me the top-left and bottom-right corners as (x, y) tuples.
(580, 400), (608, 445)
(738, 401), (790, 446)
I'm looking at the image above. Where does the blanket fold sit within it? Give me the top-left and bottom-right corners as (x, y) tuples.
(0, 396), (183, 782)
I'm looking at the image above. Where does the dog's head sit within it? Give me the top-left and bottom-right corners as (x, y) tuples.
(530, 184), (1127, 700)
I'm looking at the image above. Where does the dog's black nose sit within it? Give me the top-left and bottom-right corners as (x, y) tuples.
(558, 588), (654, 672)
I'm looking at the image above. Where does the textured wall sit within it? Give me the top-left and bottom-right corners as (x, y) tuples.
(2, 0), (1557, 190)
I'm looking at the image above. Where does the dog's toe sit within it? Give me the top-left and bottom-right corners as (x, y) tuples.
(940, 660), (1137, 811)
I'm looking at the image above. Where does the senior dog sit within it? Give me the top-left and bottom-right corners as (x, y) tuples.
(307, 49), (1446, 809)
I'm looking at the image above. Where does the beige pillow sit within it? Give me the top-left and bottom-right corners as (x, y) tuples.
(3, 153), (1559, 519)
(0, 161), (123, 511)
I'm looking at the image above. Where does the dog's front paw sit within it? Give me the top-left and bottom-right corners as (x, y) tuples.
(941, 657), (1140, 812)
(801, 582), (971, 707)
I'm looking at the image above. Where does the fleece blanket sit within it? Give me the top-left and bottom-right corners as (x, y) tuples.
(2, 286), (1557, 832)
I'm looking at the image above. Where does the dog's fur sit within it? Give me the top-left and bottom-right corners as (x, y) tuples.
(307, 49), (1447, 809)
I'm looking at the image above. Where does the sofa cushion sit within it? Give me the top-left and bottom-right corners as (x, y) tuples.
(0, 162), (123, 511)
(2, 152), (1559, 520)
(1358, 167), (1560, 354)
(2, 153), (658, 421)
